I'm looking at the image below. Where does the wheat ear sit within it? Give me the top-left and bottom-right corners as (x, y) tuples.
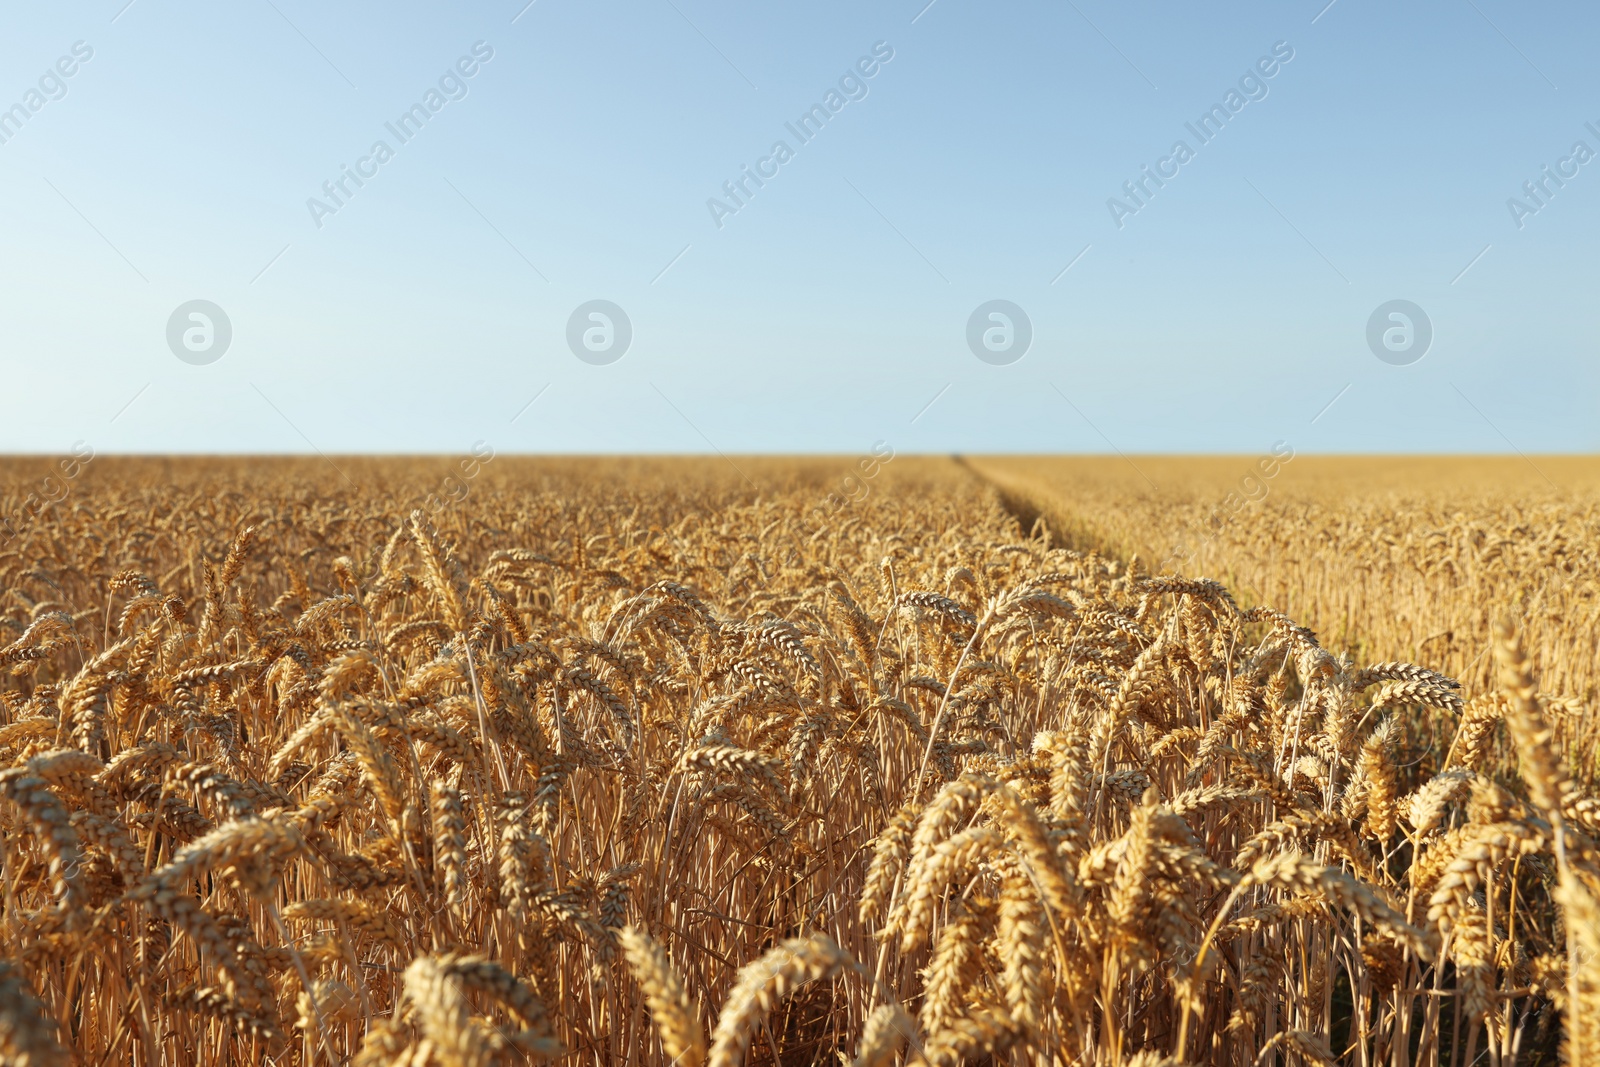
(707, 934), (853, 1067)
(619, 926), (706, 1067)
(0, 959), (66, 1067)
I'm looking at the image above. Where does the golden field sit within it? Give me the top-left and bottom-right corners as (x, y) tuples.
(967, 455), (1600, 749)
(0, 455), (1594, 1067)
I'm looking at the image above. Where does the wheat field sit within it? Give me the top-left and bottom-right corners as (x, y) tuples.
(0, 455), (1594, 1067)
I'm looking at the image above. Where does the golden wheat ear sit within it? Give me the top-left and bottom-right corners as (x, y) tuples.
(0, 958), (67, 1067)
(707, 934), (854, 1067)
(619, 926), (707, 1067)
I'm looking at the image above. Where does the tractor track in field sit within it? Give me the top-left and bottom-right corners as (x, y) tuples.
(950, 454), (1119, 559)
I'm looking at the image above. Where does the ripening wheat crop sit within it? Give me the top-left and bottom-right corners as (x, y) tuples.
(0, 455), (1593, 1067)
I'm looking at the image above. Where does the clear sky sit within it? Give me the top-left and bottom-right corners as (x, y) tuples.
(1, 1), (1595, 455)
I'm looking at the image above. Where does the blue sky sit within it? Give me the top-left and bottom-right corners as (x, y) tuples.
(1, 0), (1595, 454)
